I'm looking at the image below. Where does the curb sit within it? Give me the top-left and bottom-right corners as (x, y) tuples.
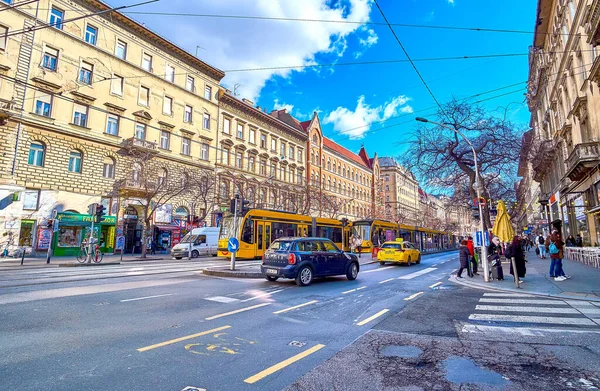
(59, 262), (122, 267)
(202, 268), (263, 278)
(449, 275), (600, 303)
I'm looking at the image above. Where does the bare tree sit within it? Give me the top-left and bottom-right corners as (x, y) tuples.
(400, 99), (522, 229)
(186, 168), (217, 224)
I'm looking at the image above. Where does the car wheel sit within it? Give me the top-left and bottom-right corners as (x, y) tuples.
(295, 266), (313, 286)
(266, 275), (278, 282)
(175, 257), (182, 260)
(416, 255), (421, 264)
(406, 256), (412, 266)
(191, 250), (199, 258)
(346, 262), (358, 281)
(379, 261), (386, 266)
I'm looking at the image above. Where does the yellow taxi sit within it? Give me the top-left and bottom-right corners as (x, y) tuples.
(376, 240), (421, 266)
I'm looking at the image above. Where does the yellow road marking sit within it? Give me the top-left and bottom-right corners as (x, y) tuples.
(356, 309), (389, 326)
(205, 303), (271, 320)
(244, 344), (326, 384)
(273, 300), (319, 314)
(342, 286), (367, 294)
(404, 292), (424, 301)
(137, 325), (231, 352)
(429, 282), (443, 289)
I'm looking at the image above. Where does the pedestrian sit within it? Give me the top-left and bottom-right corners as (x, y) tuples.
(355, 234), (362, 258)
(350, 233), (357, 254)
(566, 234), (576, 247)
(575, 234), (583, 247)
(537, 233), (546, 259)
(545, 230), (570, 281)
(457, 240), (470, 279)
(466, 236), (477, 276)
(506, 236), (526, 283)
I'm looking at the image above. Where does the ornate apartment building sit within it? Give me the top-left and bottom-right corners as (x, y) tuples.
(379, 157), (419, 225)
(215, 92), (308, 216)
(0, 0), (224, 254)
(522, 0), (600, 244)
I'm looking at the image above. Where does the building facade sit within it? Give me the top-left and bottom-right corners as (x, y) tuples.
(379, 157), (419, 225)
(0, 0), (224, 255)
(524, 0), (600, 244)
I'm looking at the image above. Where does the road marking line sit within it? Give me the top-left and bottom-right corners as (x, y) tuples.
(205, 296), (240, 303)
(398, 268), (437, 280)
(461, 324), (600, 336)
(379, 278), (395, 284)
(566, 301), (597, 307)
(479, 298), (567, 305)
(342, 286), (367, 294)
(483, 293), (535, 297)
(475, 305), (580, 314)
(244, 344), (326, 384)
(356, 309), (389, 326)
(468, 314), (596, 326)
(362, 266), (395, 273)
(273, 300), (319, 314)
(241, 289), (284, 302)
(205, 303), (271, 320)
(120, 293), (175, 302)
(429, 282), (443, 288)
(137, 325), (231, 352)
(404, 292), (424, 301)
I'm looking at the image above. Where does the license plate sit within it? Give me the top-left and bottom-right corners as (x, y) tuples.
(385, 251), (394, 254)
(266, 269), (278, 275)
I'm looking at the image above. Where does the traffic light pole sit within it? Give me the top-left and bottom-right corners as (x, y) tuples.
(230, 197), (238, 271)
(46, 209), (58, 264)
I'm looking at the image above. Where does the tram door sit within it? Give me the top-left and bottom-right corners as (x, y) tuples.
(297, 224), (309, 238)
(256, 221), (272, 258)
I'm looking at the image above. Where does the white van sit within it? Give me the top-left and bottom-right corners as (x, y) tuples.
(171, 227), (220, 259)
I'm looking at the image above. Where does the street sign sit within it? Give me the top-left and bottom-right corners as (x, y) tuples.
(227, 237), (239, 253)
(474, 231), (490, 247)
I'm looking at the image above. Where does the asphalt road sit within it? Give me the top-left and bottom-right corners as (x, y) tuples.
(2, 252), (598, 390)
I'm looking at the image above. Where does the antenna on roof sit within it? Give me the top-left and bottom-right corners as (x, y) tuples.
(233, 83), (241, 96)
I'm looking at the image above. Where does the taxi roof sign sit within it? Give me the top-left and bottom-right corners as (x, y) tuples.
(395, 238), (404, 242)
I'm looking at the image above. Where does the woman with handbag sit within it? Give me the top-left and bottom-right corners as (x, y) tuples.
(545, 230), (570, 281)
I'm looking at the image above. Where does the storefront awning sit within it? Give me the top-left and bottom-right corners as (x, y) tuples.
(155, 225), (180, 232)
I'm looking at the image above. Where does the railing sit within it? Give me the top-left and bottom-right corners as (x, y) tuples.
(123, 137), (157, 151)
(565, 141), (600, 180)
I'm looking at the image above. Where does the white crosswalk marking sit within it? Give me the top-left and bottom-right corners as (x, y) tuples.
(482, 293), (535, 297)
(475, 305), (580, 314)
(397, 267), (437, 280)
(468, 314), (596, 326)
(479, 298), (567, 305)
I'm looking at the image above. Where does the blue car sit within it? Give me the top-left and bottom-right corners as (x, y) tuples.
(261, 237), (360, 286)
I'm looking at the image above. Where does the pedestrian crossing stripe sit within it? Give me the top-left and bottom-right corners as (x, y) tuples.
(479, 298), (568, 305)
(468, 314), (596, 326)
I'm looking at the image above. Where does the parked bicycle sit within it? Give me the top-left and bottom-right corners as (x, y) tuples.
(77, 237), (104, 263)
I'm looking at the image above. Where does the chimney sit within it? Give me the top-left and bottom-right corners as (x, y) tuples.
(256, 105), (261, 111)
(242, 98), (254, 106)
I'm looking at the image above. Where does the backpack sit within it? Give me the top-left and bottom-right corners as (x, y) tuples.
(538, 236), (544, 245)
(548, 241), (559, 254)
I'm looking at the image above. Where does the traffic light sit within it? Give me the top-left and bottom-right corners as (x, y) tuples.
(95, 203), (105, 222)
(240, 199), (250, 214)
(229, 198), (237, 214)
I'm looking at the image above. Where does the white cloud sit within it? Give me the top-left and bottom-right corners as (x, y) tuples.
(273, 99), (294, 113)
(141, 0), (375, 102)
(323, 95), (413, 139)
(447, 0), (455, 5)
(354, 26), (379, 58)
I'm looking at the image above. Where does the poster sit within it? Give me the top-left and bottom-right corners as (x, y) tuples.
(154, 204), (173, 224)
(37, 228), (52, 250)
(385, 230), (395, 242)
(106, 226), (115, 249)
(115, 235), (125, 250)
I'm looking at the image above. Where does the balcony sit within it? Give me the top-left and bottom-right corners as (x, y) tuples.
(586, 0), (600, 46)
(532, 140), (556, 182)
(121, 137), (158, 154)
(116, 179), (158, 197)
(565, 141), (600, 181)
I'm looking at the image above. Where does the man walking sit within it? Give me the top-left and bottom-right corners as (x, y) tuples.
(466, 236), (477, 277)
(537, 233), (546, 259)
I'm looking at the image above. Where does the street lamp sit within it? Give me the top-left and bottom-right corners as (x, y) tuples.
(416, 117), (490, 282)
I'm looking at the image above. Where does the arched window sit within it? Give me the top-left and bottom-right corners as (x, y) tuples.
(343, 184), (346, 195)
(259, 189), (266, 204)
(342, 167), (345, 177)
(312, 134), (317, 144)
(327, 159), (331, 171)
(181, 172), (189, 187)
(103, 156), (115, 179)
(174, 206), (189, 219)
(311, 152), (315, 164)
(28, 142), (45, 166)
(158, 168), (168, 186)
(132, 162), (141, 182)
(338, 183), (342, 193)
(220, 180), (228, 198)
(316, 153), (319, 165)
(68, 150), (83, 173)
(328, 177), (331, 190)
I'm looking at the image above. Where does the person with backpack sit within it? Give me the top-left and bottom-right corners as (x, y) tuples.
(537, 234), (546, 259)
(545, 230), (570, 281)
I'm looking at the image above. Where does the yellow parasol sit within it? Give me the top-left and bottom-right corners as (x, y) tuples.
(492, 200), (515, 243)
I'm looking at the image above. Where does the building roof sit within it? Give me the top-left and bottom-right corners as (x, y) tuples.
(299, 120), (311, 132)
(269, 109), (304, 132)
(533, 0), (552, 48)
(378, 156), (399, 167)
(323, 138), (369, 169)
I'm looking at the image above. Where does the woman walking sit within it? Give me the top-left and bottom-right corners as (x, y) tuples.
(506, 236), (526, 283)
(546, 230), (570, 281)
(457, 240), (471, 279)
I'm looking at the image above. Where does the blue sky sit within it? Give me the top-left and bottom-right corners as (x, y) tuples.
(116, 0), (536, 159)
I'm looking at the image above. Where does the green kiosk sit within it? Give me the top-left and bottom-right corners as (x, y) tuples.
(52, 212), (116, 256)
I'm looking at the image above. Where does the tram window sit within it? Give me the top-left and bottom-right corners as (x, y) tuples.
(271, 222), (297, 239)
(258, 225), (263, 250)
(332, 228), (342, 243)
(265, 225), (271, 245)
(241, 218), (253, 243)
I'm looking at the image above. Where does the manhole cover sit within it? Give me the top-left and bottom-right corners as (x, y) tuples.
(94, 302), (110, 306)
(289, 341), (306, 348)
(181, 387), (206, 391)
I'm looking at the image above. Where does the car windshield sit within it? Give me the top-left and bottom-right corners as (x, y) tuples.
(381, 243), (401, 249)
(269, 241), (295, 251)
(219, 216), (242, 240)
(179, 234), (199, 244)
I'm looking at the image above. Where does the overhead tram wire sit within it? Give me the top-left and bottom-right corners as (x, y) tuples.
(0, 0), (40, 13)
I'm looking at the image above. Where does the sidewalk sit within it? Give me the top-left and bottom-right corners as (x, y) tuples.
(451, 248), (600, 302)
(0, 254), (171, 269)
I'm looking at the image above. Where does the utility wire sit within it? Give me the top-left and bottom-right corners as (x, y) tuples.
(0, 0), (39, 13)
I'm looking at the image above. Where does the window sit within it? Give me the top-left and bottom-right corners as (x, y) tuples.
(135, 123), (146, 140)
(204, 85), (212, 100)
(223, 117), (231, 134)
(260, 134), (267, 149)
(28, 142), (45, 166)
(115, 40), (128, 60)
(160, 130), (170, 150)
(236, 152), (242, 168)
(157, 168), (167, 186)
(73, 103), (88, 127)
(23, 190), (40, 210)
(49, 7), (64, 29)
(289, 146), (294, 160)
(110, 75), (123, 95)
(34, 93), (52, 117)
(138, 86), (149, 106)
(68, 150), (83, 173)
(298, 149), (303, 162)
(103, 157), (115, 179)
(142, 53), (152, 71)
(385, 185), (389, 191)
(249, 128), (256, 144)
(181, 137), (190, 155)
(163, 96), (173, 115)
(165, 64), (175, 82)
(386, 195), (390, 202)
(297, 171), (303, 184)
(183, 105), (193, 123)
(222, 148), (230, 165)
(203, 113), (210, 129)
(79, 61), (93, 84)
(237, 123), (244, 139)
(85, 24), (97, 45)
(186, 76), (195, 92)
(200, 143), (209, 160)
(249, 156), (255, 172)
(271, 138), (276, 151)
(106, 115), (119, 136)
(0, 25), (7, 51)
(280, 143), (286, 158)
(42, 46), (58, 71)
(260, 160), (266, 175)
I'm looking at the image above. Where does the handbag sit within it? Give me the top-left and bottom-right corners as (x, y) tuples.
(535, 247), (540, 255)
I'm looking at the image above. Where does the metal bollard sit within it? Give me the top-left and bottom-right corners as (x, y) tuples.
(20, 247), (25, 266)
(510, 257), (521, 289)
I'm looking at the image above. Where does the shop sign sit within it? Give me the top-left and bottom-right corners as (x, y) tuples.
(154, 204), (173, 224)
(575, 197), (586, 221)
(549, 193), (557, 205)
(57, 213), (117, 225)
(36, 228), (52, 250)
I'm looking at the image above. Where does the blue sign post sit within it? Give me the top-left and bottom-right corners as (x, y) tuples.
(227, 237), (239, 253)
(474, 231), (489, 247)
